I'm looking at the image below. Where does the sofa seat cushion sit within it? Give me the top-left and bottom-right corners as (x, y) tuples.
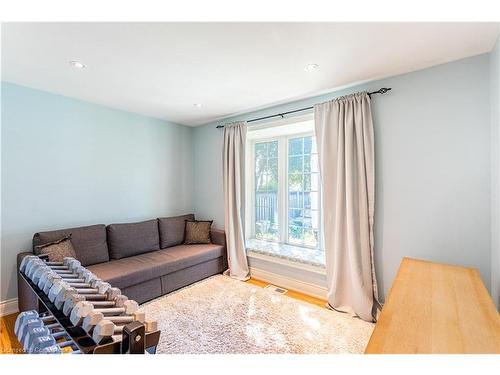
(161, 244), (224, 271)
(87, 244), (224, 289)
(33, 224), (109, 266)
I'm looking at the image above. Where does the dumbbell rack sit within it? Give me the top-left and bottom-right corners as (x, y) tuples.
(19, 270), (161, 354)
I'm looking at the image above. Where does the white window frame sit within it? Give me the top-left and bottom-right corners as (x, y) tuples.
(245, 115), (322, 251)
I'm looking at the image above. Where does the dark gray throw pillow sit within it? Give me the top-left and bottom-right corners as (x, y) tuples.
(34, 235), (77, 262)
(183, 220), (213, 244)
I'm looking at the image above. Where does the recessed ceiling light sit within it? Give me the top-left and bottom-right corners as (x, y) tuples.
(304, 63), (319, 72)
(193, 103), (203, 108)
(69, 60), (85, 69)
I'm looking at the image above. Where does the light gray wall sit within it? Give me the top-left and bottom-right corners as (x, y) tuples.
(193, 54), (492, 300)
(1, 82), (194, 302)
(491, 36), (500, 309)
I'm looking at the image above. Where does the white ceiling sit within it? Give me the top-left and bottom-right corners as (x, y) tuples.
(2, 23), (499, 126)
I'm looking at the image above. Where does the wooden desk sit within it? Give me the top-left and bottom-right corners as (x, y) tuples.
(365, 257), (500, 353)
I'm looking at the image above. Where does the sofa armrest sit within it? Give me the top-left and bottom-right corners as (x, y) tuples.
(210, 229), (226, 247)
(17, 251), (38, 312)
(211, 229), (227, 270)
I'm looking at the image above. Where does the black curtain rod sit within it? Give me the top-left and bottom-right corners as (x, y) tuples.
(216, 87), (392, 129)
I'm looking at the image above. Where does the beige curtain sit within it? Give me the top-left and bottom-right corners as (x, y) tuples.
(222, 122), (250, 281)
(314, 92), (380, 322)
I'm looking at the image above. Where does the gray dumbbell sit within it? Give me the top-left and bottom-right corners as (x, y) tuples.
(75, 299), (139, 330)
(33, 261), (83, 285)
(92, 317), (157, 345)
(62, 289), (123, 316)
(23, 325), (67, 351)
(54, 280), (112, 310)
(14, 310), (39, 336)
(69, 298), (129, 327)
(14, 310), (54, 337)
(19, 255), (39, 273)
(22, 256), (78, 280)
(82, 308), (144, 333)
(25, 259), (47, 279)
(93, 299), (139, 316)
(115, 319), (158, 334)
(18, 318), (44, 345)
(70, 301), (94, 326)
(92, 319), (116, 344)
(29, 335), (74, 354)
(91, 320), (131, 344)
(41, 268), (94, 295)
(48, 279), (71, 302)
(20, 255), (48, 274)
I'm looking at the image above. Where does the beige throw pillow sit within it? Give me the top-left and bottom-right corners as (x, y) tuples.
(34, 235), (77, 262)
(183, 220), (213, 244)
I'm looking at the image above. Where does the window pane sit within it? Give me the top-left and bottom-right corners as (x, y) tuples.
(288, 156), (303, 173)
(254, 140), (279, 241)
(288, 209), (303, 225)
(268, 157), (278, 191)
(304, 229), (318, 247)
(304, 173), (311, 191)
(304, 137), (312, 154)
(288, 225), (303, 244)
(287, 136), (320, 248)
(289, 138), (303, 156)
(304, 155), (311, 173)
(255, 143), (267, 158)
(268, 141), (278, 157)
(288, 173), (303, 192)
(288, 191), (303, 209)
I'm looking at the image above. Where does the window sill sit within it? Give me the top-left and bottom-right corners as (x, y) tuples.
(245, 238), (326, 271)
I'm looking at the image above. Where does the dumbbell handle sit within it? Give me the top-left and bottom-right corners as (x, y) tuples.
(76, 288), (99, 294)
(80, 294), (107, 301)
(45, 261), (63, 266)
(89, 300), (115, 307)
(67, 282), (92, 288)
(94, 307), (127, 315)
(50, 265), (68, 270)
(54, 269), (74, 275)
(59, 274), (81, 279)
(113, 322), (156, 334)
(105, 315), (136, 324)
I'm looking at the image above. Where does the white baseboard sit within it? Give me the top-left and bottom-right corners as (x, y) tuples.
(0, 298), (19, 317)
(249, 267), (328, 300)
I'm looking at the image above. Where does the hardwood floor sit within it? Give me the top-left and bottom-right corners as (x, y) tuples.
(247, 278), (327, 308)
(0, 312), (22, 354)
(0, 277), (326, 354)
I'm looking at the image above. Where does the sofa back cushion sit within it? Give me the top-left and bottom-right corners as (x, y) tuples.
(107, 219), (160, 260)
(33, 224), (109, 266)
(158, 214), (195, 248)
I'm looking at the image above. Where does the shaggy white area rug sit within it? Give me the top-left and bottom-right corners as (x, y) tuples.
(139, 275), (374, 354)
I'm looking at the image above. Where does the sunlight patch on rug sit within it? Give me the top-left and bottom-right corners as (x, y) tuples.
(139, 275), (374, 354)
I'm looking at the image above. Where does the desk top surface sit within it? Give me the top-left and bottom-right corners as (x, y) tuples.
(365, 257), (500, 354)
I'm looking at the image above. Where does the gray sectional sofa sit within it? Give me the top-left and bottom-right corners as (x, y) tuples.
(17, 214), (227, 311)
